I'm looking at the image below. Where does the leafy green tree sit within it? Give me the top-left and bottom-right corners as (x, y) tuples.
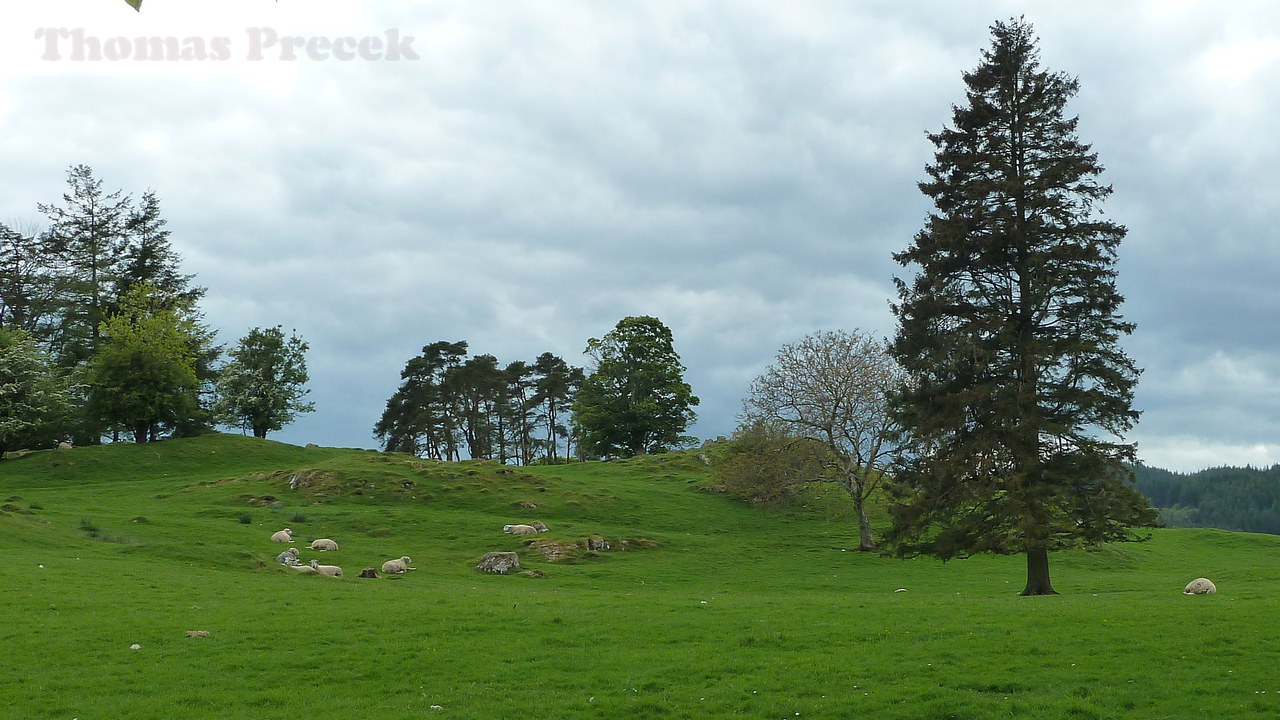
(86, 283), (201, 443)
(573, 315), (699, 458)
(741, 329), (903, 551)
(214, 326), (314, 439)
(885, 18), (1156, 595)
(0, 328), (76, 455)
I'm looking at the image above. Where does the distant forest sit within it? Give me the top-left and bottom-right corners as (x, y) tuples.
(1133, 464), (1280, 535)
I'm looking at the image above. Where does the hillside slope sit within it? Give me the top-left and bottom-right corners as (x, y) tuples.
(2, 434), (1277, 720)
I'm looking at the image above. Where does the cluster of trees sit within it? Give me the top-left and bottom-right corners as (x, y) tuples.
(1135, 464), (1280, 535)
(0, 165), (313, 453)
(374, 342), (584, 464)
(375, 315), (700, 464)
(715, 19), (1156, 595)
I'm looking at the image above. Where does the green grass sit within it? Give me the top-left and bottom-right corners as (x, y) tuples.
(1, 433), (1276, 719)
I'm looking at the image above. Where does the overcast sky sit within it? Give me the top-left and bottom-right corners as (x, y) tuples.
(2, 1), (1278, 472)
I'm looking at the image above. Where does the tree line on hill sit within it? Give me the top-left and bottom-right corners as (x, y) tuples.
(0, 165), (313, 453)
(373, 315), (701, 465)
(1132, 464), (1280, 535)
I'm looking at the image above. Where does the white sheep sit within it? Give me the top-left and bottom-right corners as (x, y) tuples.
(309, 538), (339, 551)
(381, 556), (417, 574)
(276, 547), (300, 566)
(271, 528), (294, 543)
(310, 559), (343, 577)
(503, 524), (538, 535)
(1184, 577), (1217, 595)
(292, 563), (318, 574)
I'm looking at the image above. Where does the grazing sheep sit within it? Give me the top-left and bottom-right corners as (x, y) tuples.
(1184, 577), (1217, 595)
(271, 528), (294, 543)
(309, 559), (343, 577)
(381, 556), (416, 574)
(309, 538), (339, 551)
(503, 524), (538, 535)
(275, 547), (300, 566)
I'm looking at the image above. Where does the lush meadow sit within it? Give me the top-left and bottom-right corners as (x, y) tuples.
(1, 434), (1275, 719)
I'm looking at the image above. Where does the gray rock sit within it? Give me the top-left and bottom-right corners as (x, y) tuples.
(476, 551), (521, 574)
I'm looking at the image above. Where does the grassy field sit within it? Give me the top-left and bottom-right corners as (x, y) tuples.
(1, 433), (1274, 719)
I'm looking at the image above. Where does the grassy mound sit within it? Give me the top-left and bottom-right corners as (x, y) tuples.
(1, 433), (1276, 719)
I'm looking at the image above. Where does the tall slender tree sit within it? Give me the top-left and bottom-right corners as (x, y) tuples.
(885, 18), (1156, 595)
(38, 164), (132, 363)
(531, 352), (581, 462)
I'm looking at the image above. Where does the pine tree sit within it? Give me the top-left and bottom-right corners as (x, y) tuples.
(885, 18), (1156, 595)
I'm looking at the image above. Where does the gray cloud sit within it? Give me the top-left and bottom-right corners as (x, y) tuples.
(2, 1), (1278, 471)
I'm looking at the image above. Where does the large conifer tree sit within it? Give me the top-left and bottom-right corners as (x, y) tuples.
(886, 18), (1156, 595)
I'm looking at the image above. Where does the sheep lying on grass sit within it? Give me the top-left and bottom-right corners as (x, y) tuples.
(309, 538), (339, 551)
(381, 556), (417, 574)
(271, 528), (294, 543)
(309, 559), (342, 577)
(503, 524), (539, 535)
(292, 563), (318, 574)
(276, 548), (300, 566)
(1184, 577), (1217, 595)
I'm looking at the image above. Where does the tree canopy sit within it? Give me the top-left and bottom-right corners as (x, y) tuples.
(573, 315), (699, 458)
(885, 18), (1156, 595)
(86, 283), (202, 443)
(214, 326), (314, 439)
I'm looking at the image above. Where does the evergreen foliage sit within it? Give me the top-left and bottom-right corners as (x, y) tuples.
(374, 342), (582, 463)
(1134, 463), (1280, 534)
(573, 315), (699, 458)
(885, 18), (1156, 595)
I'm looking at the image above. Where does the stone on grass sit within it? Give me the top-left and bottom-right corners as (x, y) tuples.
(476, 551), (520, 574)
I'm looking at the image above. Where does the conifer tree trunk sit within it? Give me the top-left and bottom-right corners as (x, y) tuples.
(1021, 548), (1057, 596)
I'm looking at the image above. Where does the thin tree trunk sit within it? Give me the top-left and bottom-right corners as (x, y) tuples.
(853, 494), (876, 551)
(1021, 547), (1057, 595)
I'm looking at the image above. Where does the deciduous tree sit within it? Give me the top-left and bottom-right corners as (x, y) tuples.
(741, 329), (903, 550)
(214, 326), (314, 439)
(885, 18), (1156, 595)
(86, 283), (201, 443)
(0, 328), (76, 455)
(573, 315), (699, 458)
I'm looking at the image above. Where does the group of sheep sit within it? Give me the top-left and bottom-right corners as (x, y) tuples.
(270, 527), (415, 578)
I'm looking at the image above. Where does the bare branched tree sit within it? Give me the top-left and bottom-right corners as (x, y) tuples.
(742, 329), (904, 550)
